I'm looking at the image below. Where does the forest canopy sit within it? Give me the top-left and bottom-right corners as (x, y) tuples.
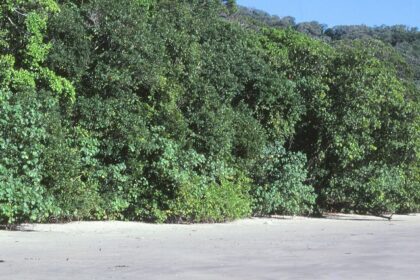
(1, 0), (419, 224)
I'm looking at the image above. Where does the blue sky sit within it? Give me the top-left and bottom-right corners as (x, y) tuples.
(236, 0), (420, 28)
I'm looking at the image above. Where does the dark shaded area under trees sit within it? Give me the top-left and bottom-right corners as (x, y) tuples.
(1, 0), (419, 224)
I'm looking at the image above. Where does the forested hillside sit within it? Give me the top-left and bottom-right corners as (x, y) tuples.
(1, 0), (419, 224)
(236, 6), (420, 87)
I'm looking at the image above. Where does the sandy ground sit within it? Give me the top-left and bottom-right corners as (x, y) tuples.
(1, 214), (420, 280)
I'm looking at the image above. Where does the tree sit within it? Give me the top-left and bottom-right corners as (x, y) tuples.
(0, 0), (76, 223)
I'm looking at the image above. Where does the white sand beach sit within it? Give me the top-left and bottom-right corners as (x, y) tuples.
(1, 214), (420, 280)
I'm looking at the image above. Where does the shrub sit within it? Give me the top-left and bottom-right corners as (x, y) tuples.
(324, 164), (407, 215)
(251, 143), (316, 216)
(399, 164), (420, 213)
(0, 166), (58, 224)
(169, 174), (252, 223)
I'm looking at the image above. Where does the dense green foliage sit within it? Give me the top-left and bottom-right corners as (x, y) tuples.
(1, 0), (419, 224)
(236, 6), (420, 87)
(251, 143), (315, 216)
